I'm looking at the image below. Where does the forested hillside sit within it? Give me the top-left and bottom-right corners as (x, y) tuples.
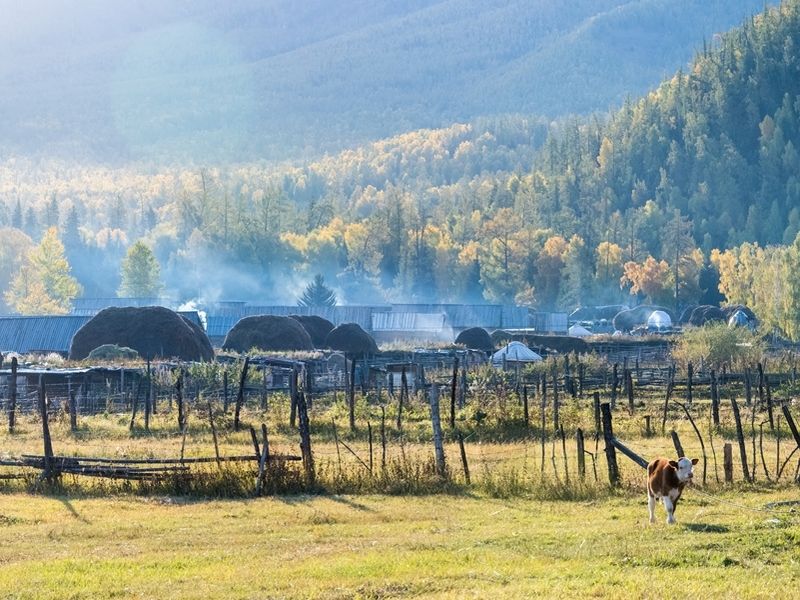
(0, 0), (770, 162)
(5, 1), (800, 338)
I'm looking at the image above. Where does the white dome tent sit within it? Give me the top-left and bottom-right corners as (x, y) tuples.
(491, 341), (542, 367)
(646, 310), (672, 332)
(568, 324), (592, 337)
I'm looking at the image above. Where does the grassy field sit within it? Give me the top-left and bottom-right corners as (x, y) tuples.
(0, 488), (797, 599)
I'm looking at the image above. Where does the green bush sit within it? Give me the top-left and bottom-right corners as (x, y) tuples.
(672, 323), (764, 370)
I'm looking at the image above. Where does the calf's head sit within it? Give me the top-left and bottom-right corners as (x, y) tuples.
(668, 457), (699, 482)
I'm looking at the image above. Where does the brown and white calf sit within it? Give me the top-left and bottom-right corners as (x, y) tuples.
(647, 457), (698, 524)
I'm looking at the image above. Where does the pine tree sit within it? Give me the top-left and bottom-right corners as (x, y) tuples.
(298, 274), (337, 307)
(118, 241), (162, 298)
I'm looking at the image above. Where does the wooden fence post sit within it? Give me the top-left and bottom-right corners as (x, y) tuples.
(176, 370), (185, 431)
(674, 401), (707, 485)
(144, 359), (151, 433)
(348, 356), (356, 432)
(39, 382), (54, 482)
(670, 430), (685, 458)
(552, 362), (559, 431)
(644, 415), (652, 437)
(744, 367), (752, 406)
(730, 397), (752, 483)
(710, 369), (719, 427)
(290, 367), (298, 429)
(457, 431), (470, 485)
(765, 374), (774, 431)
(523, 385), (529, 427)
(661, 366), (674, 434)
(397, 366), (407, 430)
(234, 356), (250, 432)
(576, 428), (586, 481)
(69, 388), (77, 432)
(686, 362), (693, 405)
(450, 355), (459, 429)
(626, 369), (635, 414)
(429, 385), (446, 478)
(611, 363), (618, 409)
(723, 442), (733, 483)
(781, 403), (800, 450)
(593, 391), (601, 435)
(757, 362), (765, 409)
(559, 424), (569, 484)
(297, 391), (315, 487)
(601, 403), (619, 486)
(8, 357), (17, 433)
(222, 368), (229, 413)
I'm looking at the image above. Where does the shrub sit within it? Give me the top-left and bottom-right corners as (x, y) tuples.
(672, 323), (764, 370)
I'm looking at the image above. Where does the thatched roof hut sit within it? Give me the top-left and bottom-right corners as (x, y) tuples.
(69, 306), (214, 361)
(325, 323), (378, 355)
(223, 315), (314, 353)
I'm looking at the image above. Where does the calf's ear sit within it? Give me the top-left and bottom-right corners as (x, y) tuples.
(668, 460), (679, 469)
(691, 458), (699, 465)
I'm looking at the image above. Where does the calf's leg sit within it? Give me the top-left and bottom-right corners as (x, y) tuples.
(662, 496), (676, 524)
(648, 493), (656, 524)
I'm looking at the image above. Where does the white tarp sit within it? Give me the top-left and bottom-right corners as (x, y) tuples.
(491, 341), (542, 366)
(646, 310), (672, 330)
(568, 324), (592, 337)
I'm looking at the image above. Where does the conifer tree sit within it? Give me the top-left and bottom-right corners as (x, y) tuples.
(298, 274), (337, 307)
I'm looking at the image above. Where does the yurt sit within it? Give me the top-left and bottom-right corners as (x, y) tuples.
(491, 341), (542, 367)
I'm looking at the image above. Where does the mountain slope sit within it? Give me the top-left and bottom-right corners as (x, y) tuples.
(0, 0), (773, 163)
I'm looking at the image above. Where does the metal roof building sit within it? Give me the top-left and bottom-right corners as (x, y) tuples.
(0, 315), (92, 354)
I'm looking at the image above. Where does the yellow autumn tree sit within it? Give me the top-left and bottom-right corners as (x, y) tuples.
(620, 256), (672, 305)
(5, 227), (82, 314)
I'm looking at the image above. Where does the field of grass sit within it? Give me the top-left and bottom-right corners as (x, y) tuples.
(0, 487), (798, 599)
(1, 368), (798, 598)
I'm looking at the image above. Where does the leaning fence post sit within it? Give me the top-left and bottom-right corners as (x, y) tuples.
(576, 428), (586, 481)
(601, 403), (619, 486)
(8, 357), (17, 433)
(297, 391), (315, 486)
(429, 385), (446, 478)
(781, 402), (800, 449)
(731, 396), (752, 483)
(670, 430), (685, 458)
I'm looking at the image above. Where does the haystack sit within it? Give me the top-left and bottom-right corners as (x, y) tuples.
(688, 305), (726, 327)
(69, 306), (214, 361)
(455, 327), (494, 351)
(289, 314), (335, 348)
(613, 305), (674, 332)
(223, 315), (314, 353)
(325, 323), (378, 355)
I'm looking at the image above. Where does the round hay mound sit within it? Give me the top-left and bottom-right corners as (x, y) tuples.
(490, 329), (514, 346)
(688, 305), (726, 327)
(223, 315), (313, 353)
(70, 306), (214, 362)
(325, 323), (378, 355)
(87, 344), (139, 361)
(289, 315), (335, 348)
(721, 304), (757, 322)
(455, 327), (494, 351)
(613, 305), (674, 332)
(678, 304), (698, 325)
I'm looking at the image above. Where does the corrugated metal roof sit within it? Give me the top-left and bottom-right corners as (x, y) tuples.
(371, 312), (446, 331)
(392, 304), (528, 329)
(72, 297), (173, 314)
(0, 316), (91, 354)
